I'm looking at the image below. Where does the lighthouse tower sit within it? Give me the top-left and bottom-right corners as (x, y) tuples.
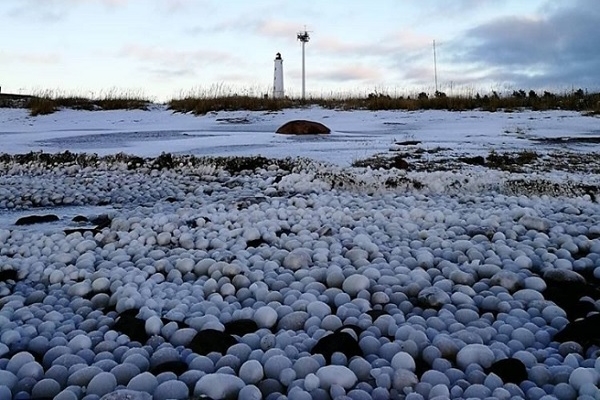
(273, 53), (284, 99)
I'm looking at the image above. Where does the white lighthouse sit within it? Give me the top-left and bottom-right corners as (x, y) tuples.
(273, 52), (284, 99)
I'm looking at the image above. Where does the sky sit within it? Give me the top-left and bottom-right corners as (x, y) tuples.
(0, 0), (598, 101)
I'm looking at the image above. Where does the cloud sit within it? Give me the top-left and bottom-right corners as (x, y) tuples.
(6, 0), (68, 22)
(309, 29), (434, 67)
(448, 0), (600, 89)
(163, 0), (192, 13)
(310, 65), (383, 83)
(187, 16), (304, 41)
(4, 0), (130, 22)
(98, 0), (127, 6)
(119, 44), (240, 81)
(120, 44), (237, 65)
(0, 51), (61, 65)
(256, 19), (303, 38)
(142, 67), (197, 80)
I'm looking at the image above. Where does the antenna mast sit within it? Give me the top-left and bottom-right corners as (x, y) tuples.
(297, 28), (310, 100)
(433, 40), (438, 94)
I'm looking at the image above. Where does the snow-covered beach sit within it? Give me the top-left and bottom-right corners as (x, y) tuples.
(2, 106), (600, 400)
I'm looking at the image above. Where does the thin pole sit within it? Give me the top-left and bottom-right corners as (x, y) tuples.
(301, 41), (306, 99)
(297, 29), (310, 100)
(433, 40), (438, 93)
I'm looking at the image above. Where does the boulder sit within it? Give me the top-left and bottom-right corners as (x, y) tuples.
(276, 120), (330, 135)
(15, 214), (59, 225)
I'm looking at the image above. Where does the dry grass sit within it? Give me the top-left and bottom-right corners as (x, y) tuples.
(4, 86), (600, 116)
(23, 89), (151, 116)
(168, 88), (600, 115)
(169, 95), (296, 115)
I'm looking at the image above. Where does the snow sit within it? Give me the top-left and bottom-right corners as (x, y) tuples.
(2, 105), (599, 167)
(2, 105), (600, 400)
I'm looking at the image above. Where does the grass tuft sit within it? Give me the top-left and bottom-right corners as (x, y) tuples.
(18, 89), (152, 116)
(169, 95), (294, 115)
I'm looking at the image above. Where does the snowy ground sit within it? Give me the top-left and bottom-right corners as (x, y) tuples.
(2, 106), (600, 165)
(1, 106), (600, 400)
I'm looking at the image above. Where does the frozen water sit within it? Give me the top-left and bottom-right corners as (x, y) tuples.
(391, 352), (415, 372)
(86, 372), (117, 397)
(456, 344), (495, 369)
(239, 360), (264, 384)
(569, 367), (599, 391)
(2, 106), (600, 399)
(342, 275), (370, 297)
(194, 373), (245, 399)
(315, 365), (358, 390)
(153, 380), (189, 400)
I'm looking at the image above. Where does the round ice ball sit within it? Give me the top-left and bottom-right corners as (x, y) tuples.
(569, 367), (599, 391)
(316, 365), (358, 390)
(68, 334), (92, 352)
(254, 306), (278, 329)
(283, 248), (312, 270)
(86, 372), (117, 397)
(153, 380), (189, 400)
(31, 378), (61, 399)
(194, 373), (245, 399)
(342, 275), (370, 297)
(456, 344), (495, 369)
(239, 360), (264, 385)
(391, 352), (415, 372)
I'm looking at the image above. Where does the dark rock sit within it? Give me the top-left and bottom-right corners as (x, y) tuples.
(394, 140), (421, 146)
(543, 269), (586, 284)
(459, 156), (486, 166)
(485, 358), (528, 385)
(392, 156), (409, 170)
(150, 360), (188, 376)
(0, 269), (18, 283)
(72, 215), (89, 223)
(276, 120), (330, 135)
(554, 313), (600, 347)
(224, 319), (259, 336)
(90, 214), (112, 229)
(15, 214), (59, 225)
(188, 329), (237, 356)
(246, 237), (268, 248)
(543, 271), (600, 321)
(112, 309), (149, 344)
(310, 329), (363, 364)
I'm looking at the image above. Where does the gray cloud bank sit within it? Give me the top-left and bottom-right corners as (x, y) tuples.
(449, 0), (600, 90)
